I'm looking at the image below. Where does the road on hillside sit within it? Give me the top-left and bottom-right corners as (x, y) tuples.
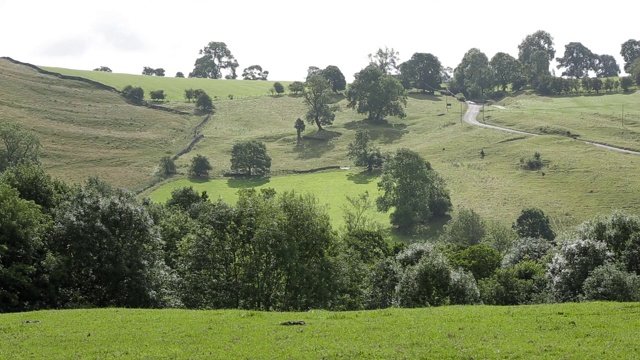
(463, 102), (640, 155)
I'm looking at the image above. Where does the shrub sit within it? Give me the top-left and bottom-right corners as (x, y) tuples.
(520, 151), (543, 170)
(273, 82), (285, 95)
(582, 264), (640, 302)
(122, 85), (144, 103)
(479, 260), (549, 305)
(158, 156), (176, 177)
(189, 154), (212, 177)
(444, 208), (486, 247)
(512, 207), (555, 241)
(450, 244), (502, 280)
(449, 269), (481, 305)
(195, 93), (214, 113)
(289, 81), (305, 95)
(502, 237), (553, 267)
(150, 90), (166, 101)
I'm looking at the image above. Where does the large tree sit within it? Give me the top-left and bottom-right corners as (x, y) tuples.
(490, 52), (522, 91)
(399, 53), (443, 93)
(230, 140), (271, 176)
(556, 42), (597, 79)
(620, 39), (640, 72)
(303, 74), (338, 131)
(242, 65), (269, 80)
(376, 148), (452, 233)
(518, 30), (555, 65)
(450, 48), (493, 98)
(189, 41), (238, 79)
(368, 47), (400, 74)
(594, 54), (621, 78)
(322, 65), (347, 93)
(346, 65), (407, 122)
(0, 122), (41, 171)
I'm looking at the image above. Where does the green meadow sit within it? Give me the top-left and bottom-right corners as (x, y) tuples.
(42, 66), (292, 102)
(2, 303), (639, 359)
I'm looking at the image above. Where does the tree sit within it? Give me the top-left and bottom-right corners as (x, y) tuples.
(512, 208), (555, 241)
(450, 48), (493, 98)
(303, 74), (338, 131)
(195, 92), (214, 112)
(368, 47), (400, 74)
(346, 65), (407, 122)
(149, 90), (166, 101)
(620, 76), (633, 92)
(158, 156), (176, 177)
(294, 118), (305, 144)
(620, 39), (640, 72)
(1, 163), (66, 211)
(594, 54), (620, 78)
(142, 66), (155, 75)
(376, 149), (452, 233)
(0, 123), (41, 171)
(189, 41), (238, 79)
(93, 66), (112, 72)
(154, 68), (165, 77)
(175, 72), (185, 78)
(273, 82), (285, 95)
(322, 65), (347, 93)
(630, 59), (640, 87)
(122, 85), (144, 103)
(242, 65), (269, 80)
(450, 244), (501, 280)
(165, 186), (208, 211)
(189, 154), (212, 177)
(399, 53), (443, 93)
(591, 77), (603, 94)
(305, 66), (322, 81)
(444, 208), (486, 247)
(347, 129), (385, 172)
(490, 52), (522, 91)
(518, 30), (555, 66)
(230, 140), (271, 176)
(184, 88), (195, 102)
(556, 42), (597, 78)
(288, 81), (305, 95)
(0, 183), (46, 312)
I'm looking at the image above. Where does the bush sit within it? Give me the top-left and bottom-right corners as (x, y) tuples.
(158, 156), (176, 177)
(479, 260), (549, 305)
(189, 154), (212, 178)
(449, 269), (481, 305)
(122, 85), (144, 103)
(444, 208), (486, 247)
(289, 81), (305, 95)
(520, 151), (543, 170)
(512, 207), (555, 241)
(273, 82), (285, 95)
(450, 244), (502, 280)
(195, 93), (214, 113)
(150, 90), (166, 101)
(501, 237), (553, 267)
(582, 264), (640, 302)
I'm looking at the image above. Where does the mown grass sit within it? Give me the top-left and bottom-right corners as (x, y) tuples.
(0, 59), (201, 190)
(2, 303), (639, 359)
(41, 66), (292, 102)
(486, 91), (640, 150)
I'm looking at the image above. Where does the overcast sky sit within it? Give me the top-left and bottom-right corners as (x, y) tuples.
(1, 0), (637, 81)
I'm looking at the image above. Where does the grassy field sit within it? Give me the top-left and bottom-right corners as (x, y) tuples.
(41, 66), (292, 103)
(0, 59), (201, 190)
(486, 91), (640, 150)
(2, 303), (639, 359)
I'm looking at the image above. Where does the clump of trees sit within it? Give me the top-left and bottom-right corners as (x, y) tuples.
(242, 65), (269, 80)
(142, 67), (165, 76)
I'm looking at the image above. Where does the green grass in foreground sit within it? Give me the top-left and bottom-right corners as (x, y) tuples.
(2, 303), (639, 359)
(41, 66), (292, 102)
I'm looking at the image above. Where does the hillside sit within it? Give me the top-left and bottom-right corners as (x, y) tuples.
(0, 58), (201, 190)
(2, 303), (639, 359)
(41, 66), (292, 103)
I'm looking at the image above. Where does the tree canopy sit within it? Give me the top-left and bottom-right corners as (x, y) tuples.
(368, 47), (400, 74)
(621, 39), (640, 72)
(556, 42), (597, 79)
(189, 41), (238, 79)
(242, 65), (269, 80)
(0, 122), (41, 171)
(346, 65), (407, 122)
(230, 140), (271, 176)
(399, 53), (443, 93)
(321, 65), (347, 93)
(303, 74), (338, 131)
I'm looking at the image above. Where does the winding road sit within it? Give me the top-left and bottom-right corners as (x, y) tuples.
(463, 103), (640, 155)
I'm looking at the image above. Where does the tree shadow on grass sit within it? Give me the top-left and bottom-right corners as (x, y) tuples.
(344, 119), (408, 144)
(389, 214), (452, 242)
(294, 130), (341, 159)
(187, 176), (213, 184)
(347, 170), (381, 184)
(226, 177), (271, 188)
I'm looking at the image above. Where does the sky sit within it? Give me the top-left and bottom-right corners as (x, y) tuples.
(1, 0), (638, 81)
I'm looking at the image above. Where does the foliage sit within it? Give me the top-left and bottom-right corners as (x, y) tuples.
(556, 42), (597, 79)
(184, 88), (195, 102)
(321, 65), (347, 93)
(149, 89), (166, 101)
(288, 81), (305, 95)
(158, 156), (176, 177)
(242, 65), (269, 80)
(450, 48), (493, 98)
(122, 85), (144, 103)
(142, 66), (155, 75)
(165, 186), (208, 212)
(512, 207), (555, 241)
(490, 52), (522, 91)
(548, 238), (611, 301)
(346, 65), (407, 122)
(342, 191), (381, 234)
(376, 148), (452, 233)
(594, 55), (620, 78)
(189, 154), (212, 177)
(444, 207), (486, 247)
(479, 260), (549, 305)
(230, 140), (271, 176)
(394, 243), (452, 307)
(93, 66), (112, 72)
(620, 39), (640, 72)
(519, 151), (543, 170)
(273, 82), (285, 95)
(154, 68), (165, 77)
(0, 183), (46, 312)
(399, 52), (443, 93)
(501, 237), (554, 267)
(483, 220), (517, 254)
(368, 47), (400, 74)
(450, 244), (502, 280)
(448, 269), (482, 305)
(582, 264), (640, 302)
(175, 72), (184, 78)
(195, 92), (214, 112)
(293, 118), (305, 143)
(0, 163), (66, 211)
(303, 74), (338, 131)
(347, 129), (385, 172)
(189, 41), (238, 79)
(0, 122), (41, 171)
(620, 76), (633, 92)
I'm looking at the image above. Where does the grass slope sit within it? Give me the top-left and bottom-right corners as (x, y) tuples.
(2, 303), (639, 359)
(0, 59), (201, 189)
(151, 91), (640, 233)
(42, 66), (292, 103)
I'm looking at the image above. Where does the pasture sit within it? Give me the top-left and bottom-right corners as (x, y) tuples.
(41, 66), (292, 102)
(2, 303), (639, 359)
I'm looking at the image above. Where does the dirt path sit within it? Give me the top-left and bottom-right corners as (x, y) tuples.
(463, 103), (640, 155)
